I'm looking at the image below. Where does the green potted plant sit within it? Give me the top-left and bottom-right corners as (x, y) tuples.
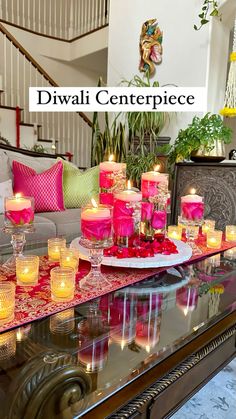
(122, 73), (170, 154)
(168, 113), (233, 165)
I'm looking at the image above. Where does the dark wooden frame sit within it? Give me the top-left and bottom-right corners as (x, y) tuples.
(82, 311), (236, 418)
(170, 161), (236, 225)
(0, 142), (64, 160)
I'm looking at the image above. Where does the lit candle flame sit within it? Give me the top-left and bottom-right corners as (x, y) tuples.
(108, 154), (114, 162)
(154, 164), (160, 172)
(15, 193), (21, 199)
(183, 308), (188, 316)
(61, 281), (65, 288)
(190, 188), (196, 195)
(127, 180), (132, 190)
(91, 198), (98, 208)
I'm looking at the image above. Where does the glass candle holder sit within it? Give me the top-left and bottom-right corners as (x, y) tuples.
(60, 249), (79, 271)
(80, 204), (113, 291)
(202, 219), (216, 234)
(113, 190), (142, 247)
(99, 160), (126, 205)
(207, 230), (223, 249)
(181, 193), (204, 222)
(141, 171), (169, 200)
(50, 308), (75, 335)
(48, 238), (66, 262)
(185, 225), (202, 255)
(167, 225), (182, 240)
(16, 255), (39, 286)
(225, 225), (236, 242)
(50, 267), (75, 302)
(0, 282), (15, 325)
(0, 331), (16, 361)
(4, 195), (34, 228)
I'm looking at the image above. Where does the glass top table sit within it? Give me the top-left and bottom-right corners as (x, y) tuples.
(0, 243), (235, 418)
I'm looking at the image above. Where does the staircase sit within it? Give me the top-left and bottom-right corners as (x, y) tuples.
(0, 1), (109, 168)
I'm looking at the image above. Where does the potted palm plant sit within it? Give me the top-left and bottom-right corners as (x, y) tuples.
(168, 113), (232, 165)
(122, 73), (170, 154)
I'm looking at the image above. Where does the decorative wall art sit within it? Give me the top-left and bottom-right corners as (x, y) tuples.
(139, 19), (163, 76)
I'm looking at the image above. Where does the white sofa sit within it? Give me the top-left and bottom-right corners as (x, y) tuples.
(0, 144), (82, 249)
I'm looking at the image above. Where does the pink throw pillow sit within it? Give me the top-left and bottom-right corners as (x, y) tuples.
(12, 160), (65, 212)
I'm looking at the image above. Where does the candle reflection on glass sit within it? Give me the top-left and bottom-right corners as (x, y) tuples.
(224, 247), (236, 260)
(16, 325), (31, 342)
(50, 308), (75, 335)
(176, 287), (198, 316)
(0, 331), (16, 361)
(110, 293), (136, 349)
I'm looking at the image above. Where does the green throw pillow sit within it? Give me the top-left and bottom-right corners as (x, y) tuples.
(58, 159), (99, 208)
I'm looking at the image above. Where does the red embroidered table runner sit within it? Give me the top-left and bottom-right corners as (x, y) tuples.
(0, 241), (235, 333)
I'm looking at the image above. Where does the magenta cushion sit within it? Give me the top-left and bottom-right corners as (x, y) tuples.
(12, 160), (65, 213)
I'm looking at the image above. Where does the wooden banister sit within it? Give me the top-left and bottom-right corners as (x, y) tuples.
(0, 22), (92, 128)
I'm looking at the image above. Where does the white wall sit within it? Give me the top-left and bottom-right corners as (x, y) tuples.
(107, 0), (235, 142)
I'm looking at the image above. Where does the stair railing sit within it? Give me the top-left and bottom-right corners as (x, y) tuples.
(0, 0), (109, 41)
(0, 23), (92, 168)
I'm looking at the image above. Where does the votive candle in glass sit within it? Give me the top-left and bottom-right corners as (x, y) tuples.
(202, 219), (216, 234)
(4, 195), (34, 228)
(60, 249), (79, 271)
(0, 282), (15, 325)
(207, 230), (223, 249)
(48, 238), (66, 262)
(181, 189), (204, 222)
(167, 225), (182, 240)
(50, 267), (75, 302)
(16, 255), (39, 286)
(225, 225), (236, 242)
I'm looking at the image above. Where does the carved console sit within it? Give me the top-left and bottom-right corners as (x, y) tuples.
(171, 162), (236, 229)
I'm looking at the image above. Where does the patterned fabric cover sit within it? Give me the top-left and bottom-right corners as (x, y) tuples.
(59, 159), (99, 208)
(12, 160), (65, 213)
(0, 179), (13, 213)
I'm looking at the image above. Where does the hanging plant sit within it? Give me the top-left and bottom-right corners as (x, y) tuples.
(194, 0), (220, 31)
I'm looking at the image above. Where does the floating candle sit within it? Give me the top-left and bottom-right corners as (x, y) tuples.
(181, 192), (204, 221)
(5, 194), (31, 211)
(81, 203), (112, 242)
(4, 195), (34, 227)
(141, 171), (169, 199)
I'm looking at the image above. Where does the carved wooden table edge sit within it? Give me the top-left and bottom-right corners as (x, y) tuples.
(82, 311), (236, 419)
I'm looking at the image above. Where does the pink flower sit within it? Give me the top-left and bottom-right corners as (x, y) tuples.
(81, 217), (112, 241)
(141, 179), (159, 199)
(99, 171), (114, 189)
(151, 210), (167, 230)
(113, 199), (134, 218)
(141, 202), (154, 221)
(114, 216), (134, 237)
(181, 202), (204, 221)
(5, 208), (34, 226)
(99, 192), (114, 205)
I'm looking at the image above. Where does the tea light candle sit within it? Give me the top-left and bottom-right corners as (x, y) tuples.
(181, 189), (204, 221)
(16, 255), (39, 286)
(0, 282), (15, 325)
(50, 267), (75, 302)
(224, 247), (236, 260)
(226, 225), (236, 242)
(48, 238), (66, 262)
(60, 249), (79, 271)
(207, 230), (223, 249)
(167, 225), (182, 240)
(202, 219), (216, 234)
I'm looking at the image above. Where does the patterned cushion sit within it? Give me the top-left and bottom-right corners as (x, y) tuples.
(59, 159), (99, 208)
(0, 179), (13, 213)
(12, 160), (65, 213)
